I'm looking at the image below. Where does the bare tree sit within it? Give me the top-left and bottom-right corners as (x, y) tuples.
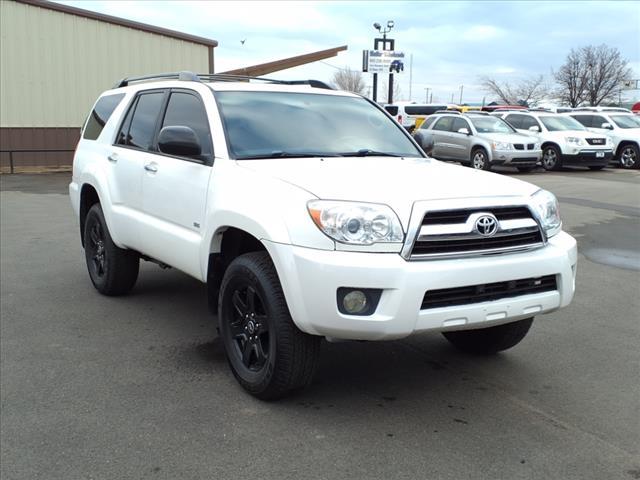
(332, 67), (366, 95)
(554, 48), (589, 107)
(480, 75), (548, 106)
(380, 80), (403, 103)
(555, 45), (632, 106)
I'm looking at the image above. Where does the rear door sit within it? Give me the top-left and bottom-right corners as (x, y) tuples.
(431, 116), (455, 158)
(449, 117), (473, 161)
(108, 90), (166, 250)
(140, 88), (214, 278)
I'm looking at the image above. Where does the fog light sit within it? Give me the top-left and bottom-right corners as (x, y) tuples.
(343, 290), (367, 314)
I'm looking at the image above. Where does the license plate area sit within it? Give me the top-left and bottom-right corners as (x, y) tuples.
(596, 152), (605, 158)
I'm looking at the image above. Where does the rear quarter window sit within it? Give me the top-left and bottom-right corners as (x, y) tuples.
(83, 93), (125, 141)
(384, 106), (399, 116)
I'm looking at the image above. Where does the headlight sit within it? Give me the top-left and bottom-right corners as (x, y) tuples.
(492, 141), (512, 150)
(606, 137), (613, 146)
(565, 136), (584, 146)
(530, 190), (562, 238)
(307, 200), (404, 245)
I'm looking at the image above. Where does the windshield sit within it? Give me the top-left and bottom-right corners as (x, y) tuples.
(215, 91), (423, 159)
(539, 115), (586, 132)
(469, 116), (515, 133)
(610, 115), (640, 129)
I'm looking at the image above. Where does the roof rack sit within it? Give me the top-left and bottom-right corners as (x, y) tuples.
(113, 71), (333, 90)
(434, 110), (460, 115)
(464, 111), (490, 116)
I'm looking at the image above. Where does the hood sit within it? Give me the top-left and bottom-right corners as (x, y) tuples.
(546, 130), (607, 140)
(479, 132), (538, 144)
(238, 157), (539, 226)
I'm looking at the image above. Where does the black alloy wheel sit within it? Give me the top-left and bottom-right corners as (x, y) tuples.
(87, 219), (107, 280)
(227, 284), (271, 372)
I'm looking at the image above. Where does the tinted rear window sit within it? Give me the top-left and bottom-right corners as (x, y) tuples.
(404, 105), (447, 115)
(83, 93), (125, 140)
(384, 106), (399, 116)
(125, 92), (165, 151)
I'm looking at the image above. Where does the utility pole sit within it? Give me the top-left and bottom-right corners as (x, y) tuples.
(451, 92), (454, 103)
(424, 87), (431, 103)
(409, 54), (413, 101)
(459, 85), (464, 104)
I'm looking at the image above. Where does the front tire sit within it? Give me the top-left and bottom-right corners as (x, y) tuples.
(84, 204), (139, 296)
(218, 252), (321, 400)
(618, 144), (639, 169)
(442, 317), (534, 355)
(470, 148), (490, 170)
(542, 145), (562, 171)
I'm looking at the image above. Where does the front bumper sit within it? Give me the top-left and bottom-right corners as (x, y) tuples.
(265, 232), (577, 341)
(561, 150), (613, 167)
(491, 149), (542, 166)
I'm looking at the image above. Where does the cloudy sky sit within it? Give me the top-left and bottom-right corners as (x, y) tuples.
(58, 1), (639, 104)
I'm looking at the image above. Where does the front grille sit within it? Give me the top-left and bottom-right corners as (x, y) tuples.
(410, 206), (544, 259)
(411, 231), (543, 256)
(421, 206), (532, 225)
(421, 275), (557, 309)
(586, 138), (605, 145)
(514, 144), (524, 150)
(527, 143), (535, 150)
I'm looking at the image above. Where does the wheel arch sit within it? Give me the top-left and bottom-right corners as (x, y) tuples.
(79, 183), (101, 247)
(206, 226), (268, 313)
(615, 140), (639, 157)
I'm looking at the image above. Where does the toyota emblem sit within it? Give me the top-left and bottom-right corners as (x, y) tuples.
(475, 214), (498, 236)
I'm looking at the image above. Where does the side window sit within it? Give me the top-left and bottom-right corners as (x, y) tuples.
(571, 115), (592, 128)
(384, 106), (399, 116)
(433, 117), (453, 131)
(592, 115), (607, 128)
(505, 114), (523, 129)
(83, 93), (125, 140)
(520, 116), (541, 130)
(117, 91), (165, 151)
(420, 116), (437, 130)
(451, 117), (470, 133)
(160, 91), (212, 158)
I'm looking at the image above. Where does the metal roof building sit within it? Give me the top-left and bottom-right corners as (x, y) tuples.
(0, 0), (218, 172)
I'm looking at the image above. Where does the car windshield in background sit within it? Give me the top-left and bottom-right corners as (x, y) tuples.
(215, 91), (423, 159)
(540, 115), (586, 132)
(469, 116), (515, 134)
(610, 115), (640, 129)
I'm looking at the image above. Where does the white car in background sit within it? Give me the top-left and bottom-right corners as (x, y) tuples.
(497, 111), (614, 171)
(567, 111), (640, 169)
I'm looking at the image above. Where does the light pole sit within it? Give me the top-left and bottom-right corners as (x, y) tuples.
(372, 20), (395, 104)
(424, 87), (431, 103)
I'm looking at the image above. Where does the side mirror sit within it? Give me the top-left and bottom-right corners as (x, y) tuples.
(413, 131), (435, 155)
(528, 125), (541, 132)
(158, 126), (201, 157)
(457, 127), (470, 135)
(601, 122), (613, 130)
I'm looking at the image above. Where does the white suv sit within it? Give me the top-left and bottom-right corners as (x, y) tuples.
(568, 111), (640, 169)
(498, 111), (614, 170)
(70, 72), (577, 399)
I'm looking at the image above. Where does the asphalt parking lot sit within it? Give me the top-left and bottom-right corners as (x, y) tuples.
(1, 168), (639, 480)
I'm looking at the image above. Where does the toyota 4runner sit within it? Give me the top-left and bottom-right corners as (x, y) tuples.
(70, 72), (577, 399)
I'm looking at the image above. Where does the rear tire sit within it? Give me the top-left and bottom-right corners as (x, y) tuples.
(470, 148), (490, 170)
(618, 144), (639, 169)
(542, 145), (562, 171)
(218, 252), (321, 400)
(83, 204), (139, 296)
(442, 317), (534, 355)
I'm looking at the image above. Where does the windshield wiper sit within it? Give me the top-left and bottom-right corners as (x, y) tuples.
(237, 151), (341, 160)
(338, 149), (403, 157)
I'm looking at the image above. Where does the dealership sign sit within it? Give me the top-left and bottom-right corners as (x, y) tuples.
(362, 50), (405, 74)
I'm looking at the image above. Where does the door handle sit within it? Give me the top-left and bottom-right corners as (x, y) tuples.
(144, 163), (158, 173)
(107, 153), (118, 163)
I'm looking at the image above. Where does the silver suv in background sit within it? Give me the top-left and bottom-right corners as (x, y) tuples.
(497, 112), (613, 171)
(415, 113), (541, 171)
(568, 112), (640, 169)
